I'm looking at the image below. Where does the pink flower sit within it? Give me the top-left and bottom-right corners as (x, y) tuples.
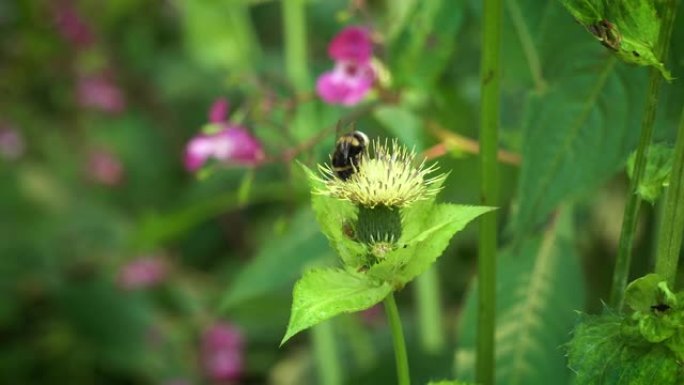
(328, 26), (373, 63)
(316, 26), (375, 106)
(201, 322), (245, 382)
(53, 1), (94, 48)
(117, 257), (167, 290)
(87, 149), (124, 186)
(77, 72), (126, 114)
(184, 100), (265, 171)
(0, 126), (25, 161)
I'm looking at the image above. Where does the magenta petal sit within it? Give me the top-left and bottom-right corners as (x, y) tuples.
(184, 135), (217, 171)
(328, 26), (373, 63)
(316, 61), (374, 106)
(208, 98), (230, 123)
(184, 126), (264, 171)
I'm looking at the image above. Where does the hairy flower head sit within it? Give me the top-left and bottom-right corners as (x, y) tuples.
(318, 138), (444, 208)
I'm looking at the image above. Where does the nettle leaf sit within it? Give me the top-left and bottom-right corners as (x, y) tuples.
(281, 268), (392, 344)
(627, 143), (674, 203)
(220, 208), (331, 309)
(367, 204), (492, 286)
(456, 218), (585, 385)
(559, 0), (670, 78)
(302, 164), (367, 268)
(513, 1), (652, 237)
(568, 313), (683, 384)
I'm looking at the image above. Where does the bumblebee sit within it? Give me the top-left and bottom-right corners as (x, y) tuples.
(331, 128), (369, 181)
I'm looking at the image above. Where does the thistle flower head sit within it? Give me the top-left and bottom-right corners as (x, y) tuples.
(317, 138), (444, 208)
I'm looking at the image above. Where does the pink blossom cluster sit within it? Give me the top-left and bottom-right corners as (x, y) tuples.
(0, 125), (25, 161)
(52, 1), (126, 114)
(316, 26), (375, 106)
(86, 149), (124, 186)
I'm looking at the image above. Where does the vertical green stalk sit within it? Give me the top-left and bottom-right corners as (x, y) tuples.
(609, 1), (678, 309)
(311, 322), (342, 385)
(384, 293), (410, 385)
(655, 105), (684, 286)
(477, 0), (502, 383)
(282, 0), (317, 141)
(414, 266), (445, 354)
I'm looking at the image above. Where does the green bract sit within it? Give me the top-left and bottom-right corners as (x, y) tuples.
(559, 0), (671, 79)
(281, 140), (493, 344)
(567, 274), (684, 384)
(627, 143), (674, 203)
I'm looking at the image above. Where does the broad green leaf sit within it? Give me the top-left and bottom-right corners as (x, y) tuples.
(559, 0), (670, 78)
(387, 0), (465, 89)
(568, 313), (682, 385)
(281, 268), (392, 344)
(374, 105), (425, 152)
(368, 203), (493, 285)
(220, 209), (331, 310)
(626, 143), (674, 203)
(456, 215), (585, 385)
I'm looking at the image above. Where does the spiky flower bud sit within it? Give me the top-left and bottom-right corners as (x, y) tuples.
(317, 138), (444, 208)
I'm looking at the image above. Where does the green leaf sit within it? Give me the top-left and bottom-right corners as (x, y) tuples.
(456, 214), (585, 384)
(624, 273), (670, 312)
(220, 209), (331, 309)
(568, 313), (683, 385)
(281, 268), (392, 344)
(387, 0), (465, 89)
(427, 381), (475, 385)
(513, 1), (653, 237)
(367, 204), (492, 285)
(626, 143), (674, 203)
(559, 0), (670, 78)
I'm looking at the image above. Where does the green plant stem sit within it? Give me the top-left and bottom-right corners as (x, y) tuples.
(609, 1), (678, 309)
(312, 322), (342, 385)
(477, 0), (502, 383)
(414, 265), (445, 354)
(655, 106), (684, 286)
(282, 0), (316, 141)
(384, 293), (410, 385)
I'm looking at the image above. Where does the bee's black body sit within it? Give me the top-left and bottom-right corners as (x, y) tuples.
(331, 131), (369, 180)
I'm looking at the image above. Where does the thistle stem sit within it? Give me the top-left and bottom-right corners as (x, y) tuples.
(477, 0), (502, 383)
(609, 0), (677, 309)
(655, 104), (684, 287)
(384, 293), (410, 385)
(312, 322), (342, 385)
(414, 265), (445, 354)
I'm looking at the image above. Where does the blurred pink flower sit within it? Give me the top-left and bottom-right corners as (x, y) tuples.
(316, 26), (375, 106)
(53, 1), (94, 48)
(77, 72), (126, 114)
(117, 257), (167, 290)
(185, 100), (265, 171)
(87, 149), (124, 186)
(359, 304), (385, 327)
(0, 126), (25, 161)
(201, 322), (245, 382)
(208, 98), (230, 123)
